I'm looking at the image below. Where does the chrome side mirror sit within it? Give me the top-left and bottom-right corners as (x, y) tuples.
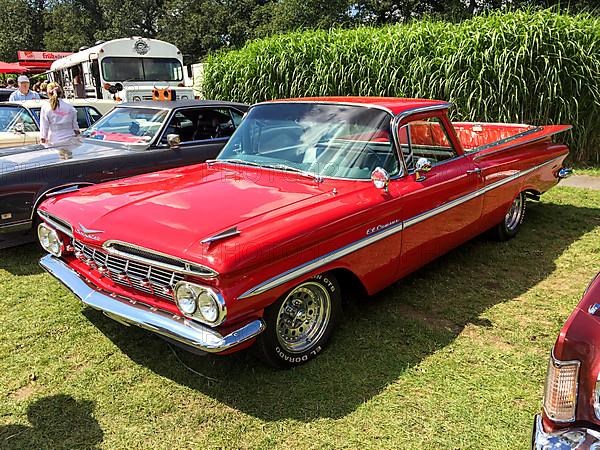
(167, 133), (181, 148)
(371, 167), (390, 192)
(415, 157), (432, 182)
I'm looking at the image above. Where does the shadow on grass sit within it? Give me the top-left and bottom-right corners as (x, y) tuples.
(83, 201), (599, 422)
(0, 394), (103, 449)
(0, 242), (44, 276)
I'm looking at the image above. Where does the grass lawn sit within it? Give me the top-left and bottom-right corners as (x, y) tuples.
(1, 187), (599, 449)
(574, 164), (600, 177)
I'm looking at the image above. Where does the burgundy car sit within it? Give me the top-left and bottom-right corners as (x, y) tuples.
(534, 272), (600, 449)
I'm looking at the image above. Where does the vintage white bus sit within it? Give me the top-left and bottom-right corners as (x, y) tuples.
(48, 37), (195, 102)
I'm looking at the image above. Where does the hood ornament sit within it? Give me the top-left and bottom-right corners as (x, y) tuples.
(78, 223), (104, 235)
(201, 226), (240, 245)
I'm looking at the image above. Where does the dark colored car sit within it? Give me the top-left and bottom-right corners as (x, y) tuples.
(0, 99), (248, 248)
(0, 88), (48, 101)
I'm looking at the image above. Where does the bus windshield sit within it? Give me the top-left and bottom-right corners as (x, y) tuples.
(101, 57), (183, 82)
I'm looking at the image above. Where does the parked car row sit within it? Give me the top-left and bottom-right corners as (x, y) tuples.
(0, 95), (590, 447)
(0, 99), (116, 148)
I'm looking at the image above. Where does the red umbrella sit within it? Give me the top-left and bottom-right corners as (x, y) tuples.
(0, 61), (28, 74)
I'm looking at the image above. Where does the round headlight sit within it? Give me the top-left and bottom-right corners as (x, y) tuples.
(132, 96), (141, 102)
(197, 290), (219, 323)
(175, 284), (197, 314)
(180, 95), (189, 100)
(38, 224), (63, 257)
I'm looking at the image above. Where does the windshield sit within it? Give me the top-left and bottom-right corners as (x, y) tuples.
(217, 103), (399, 180)
(101, 57), (183, 82)
(82, 107), (168, 143)
(0, 106), (38, 133)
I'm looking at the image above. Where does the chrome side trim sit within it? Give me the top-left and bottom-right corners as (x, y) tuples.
(471, 126), (542, 153)
(239, 155), (563, 299)
(37, 210), (73, 237)
(102, 240), (219, 279)
(30, 182), (94, 221)
(39, 254), (264, 353)
(45, 185), (81, 198)
(239, 220), (405, 299)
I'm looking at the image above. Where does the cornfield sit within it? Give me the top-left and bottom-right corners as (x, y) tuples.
(203, 10), (600, 163)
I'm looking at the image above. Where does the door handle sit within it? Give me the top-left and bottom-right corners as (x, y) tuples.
(466, 168), (482, 175)
(102, 169), (117, 175)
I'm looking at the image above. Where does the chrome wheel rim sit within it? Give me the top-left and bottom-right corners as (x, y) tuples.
(505, 194), (524, 231)
(275, 281), (331, 354)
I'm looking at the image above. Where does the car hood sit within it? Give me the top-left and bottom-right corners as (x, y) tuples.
(40, 163), (333, 267)
(0, 138), (139, 172)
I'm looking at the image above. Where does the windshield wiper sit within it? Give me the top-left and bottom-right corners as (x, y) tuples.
(207, 159), (262, 167)
(261, 163), (323, 182)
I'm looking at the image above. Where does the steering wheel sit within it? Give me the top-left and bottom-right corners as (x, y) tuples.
(362, 147), (386, 170)
(128, 121), (141, 136)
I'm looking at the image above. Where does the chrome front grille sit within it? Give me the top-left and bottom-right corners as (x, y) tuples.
(74, 240), (182, 301)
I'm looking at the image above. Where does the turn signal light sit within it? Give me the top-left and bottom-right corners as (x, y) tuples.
(543, 354), (580, 423)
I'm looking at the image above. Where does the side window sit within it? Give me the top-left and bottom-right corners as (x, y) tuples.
(194, 108), (236, 140)
(162, 110), (196, 144)
(75, 107), (88, 129)
(162, 108), (237, 144)
(401, 117), (458, 171)
(87, 107), (102, 125)
(230, 109), (244, 127)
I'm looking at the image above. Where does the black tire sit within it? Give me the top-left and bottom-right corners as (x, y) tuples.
(255, 273), (342, 369)
(493, 191), (526, 241)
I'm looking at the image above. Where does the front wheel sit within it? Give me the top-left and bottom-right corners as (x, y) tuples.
(255, 274), (342, 368)
(493, 191), (526, 241)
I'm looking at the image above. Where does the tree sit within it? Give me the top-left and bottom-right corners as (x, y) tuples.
(96, 0), (165, 39)
(0, 0), (35, 61)
(44, 0), (103, 51)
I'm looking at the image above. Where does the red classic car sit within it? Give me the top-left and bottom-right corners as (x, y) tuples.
(533, 273), (600, 449)
(37, 97), (572, 368)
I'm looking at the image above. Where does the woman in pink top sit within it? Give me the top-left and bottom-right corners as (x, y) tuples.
(40, 83), (80, 145)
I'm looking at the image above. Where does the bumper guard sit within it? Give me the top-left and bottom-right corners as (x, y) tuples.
(40, 254), (265, 353)
(533, 415), (600, 449)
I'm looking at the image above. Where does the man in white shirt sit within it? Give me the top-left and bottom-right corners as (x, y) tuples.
(9, 76), (41, 101)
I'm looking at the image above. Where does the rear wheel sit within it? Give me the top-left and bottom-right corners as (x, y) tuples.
(255, 273), (341, 368)
(493, 192), (526, 241)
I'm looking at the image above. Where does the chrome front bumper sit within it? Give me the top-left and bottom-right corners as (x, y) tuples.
(40, 254), (265, 353)
(533, 415), (600, 449)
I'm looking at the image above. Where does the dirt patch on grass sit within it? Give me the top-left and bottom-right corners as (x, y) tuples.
(461, 324), (513, 351)
(8, 383), (36, 401)
(396, 303), (461, 333)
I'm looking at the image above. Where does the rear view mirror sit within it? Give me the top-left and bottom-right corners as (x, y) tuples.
(167, 134), (181, 148)
(12, 123), (25, 133)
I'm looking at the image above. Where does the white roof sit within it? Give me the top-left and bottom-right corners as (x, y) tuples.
(50, 38), (182, 71)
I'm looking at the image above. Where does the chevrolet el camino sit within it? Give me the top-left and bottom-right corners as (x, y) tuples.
(38, 97), (572, 368)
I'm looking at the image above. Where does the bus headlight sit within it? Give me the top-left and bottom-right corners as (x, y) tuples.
(174, 282), (225, 326)
(543, 353), (580, 422)
(38, 223), (63, 257)
(180, 95), (189, 100)
(132, 96), (141, 102)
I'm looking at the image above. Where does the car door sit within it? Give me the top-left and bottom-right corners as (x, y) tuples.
(396, 115), (484, 278)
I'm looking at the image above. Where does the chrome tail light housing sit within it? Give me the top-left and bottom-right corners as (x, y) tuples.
(543, 353), (581, 423)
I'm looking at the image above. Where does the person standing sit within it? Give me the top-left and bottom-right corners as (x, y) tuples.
(6, 78), (16, 89)
(40, 83), (79, 145)
(8, 75), (41, 101)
